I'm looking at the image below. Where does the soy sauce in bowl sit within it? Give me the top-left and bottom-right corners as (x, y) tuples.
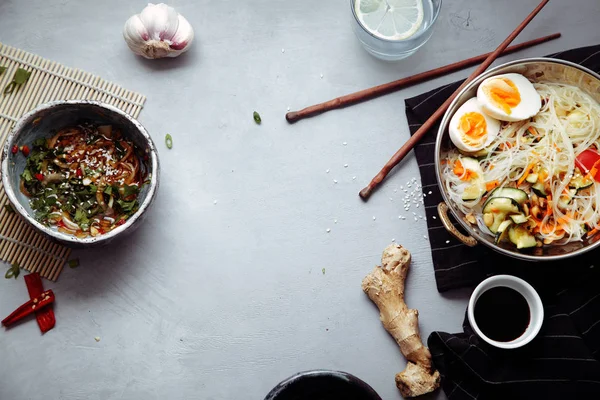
(474, 286), (531, 342)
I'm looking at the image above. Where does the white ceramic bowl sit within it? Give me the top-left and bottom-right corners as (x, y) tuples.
(468, 275), (544, 349)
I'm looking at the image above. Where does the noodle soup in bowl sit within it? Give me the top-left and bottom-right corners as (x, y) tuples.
(436, 58), (600, 261)
(1, 101), (159, 248)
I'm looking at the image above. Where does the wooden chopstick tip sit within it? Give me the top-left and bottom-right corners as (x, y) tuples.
(285, 111), (299, 123)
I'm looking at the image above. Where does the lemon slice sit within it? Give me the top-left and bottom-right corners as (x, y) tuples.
(355, 0), (424, 41)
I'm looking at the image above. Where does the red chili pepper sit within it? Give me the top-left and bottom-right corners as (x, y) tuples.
(76, 168), (83, 178)
(20, 145), (30, 157)
(1, 289), (55, 328)
(56, 220), (66, 228)
(11, 145), (18, 154)
(116, 219), (126, 226)
(34, 173), (44, 181)
(23, 273), (55, 333)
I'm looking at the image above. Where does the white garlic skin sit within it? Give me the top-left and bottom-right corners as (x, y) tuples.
(123, 3), (194, 59)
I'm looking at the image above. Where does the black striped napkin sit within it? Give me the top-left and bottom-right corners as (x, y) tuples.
(406, 44), (600, 399)
(405, 44), (600, 293)
(428, 265), (600, 399)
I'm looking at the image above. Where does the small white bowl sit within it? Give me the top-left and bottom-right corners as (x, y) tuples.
(468, 275), (544, 349)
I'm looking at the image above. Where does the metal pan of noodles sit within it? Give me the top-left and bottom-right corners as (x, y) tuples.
(435, 58), (600, 261)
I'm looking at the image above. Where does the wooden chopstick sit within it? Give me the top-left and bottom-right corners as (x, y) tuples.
(359, 0), (551, 200)
(286, 32), (561, 124)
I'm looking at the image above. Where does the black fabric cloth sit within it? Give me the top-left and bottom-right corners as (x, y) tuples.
(404, 44), (600, 399)
(405, 44), (600, 293)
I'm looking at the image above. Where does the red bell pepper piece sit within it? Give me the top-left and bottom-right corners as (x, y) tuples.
(24, 273), (56, 333)
(76, 168), (83, 178)
(34, 173), (44, 181)
(1, 290), (55, 328)
(20, 145), (30, 157)
(11, 145), (18, 154)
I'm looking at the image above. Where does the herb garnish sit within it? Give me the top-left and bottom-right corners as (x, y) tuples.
(253, 111), (261, 124)
(165, 134), (173, 149)
(21, 124), (145, 237)
(4, 68), (32, 95)
(68, 259), (80, 268)
(5, 262), (20, 279)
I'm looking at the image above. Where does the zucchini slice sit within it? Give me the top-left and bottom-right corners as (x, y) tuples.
(508, 225), (537, 249)
(570, 170), (594, 191)
(488, 187), (529, 205)
(558, 189), (578, 209)
(462, 182), (486, 201)
(495, 220), (513, 244)
(532, 182), (547, 197)
(482, 197), (520, 234)
(525, 173), (539, 184)
(509, 214), (529, 224)
(483, 197), (521, 214)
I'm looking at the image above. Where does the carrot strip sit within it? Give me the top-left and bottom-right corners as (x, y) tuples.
(546, 200), (553, 218)
(587, 228), (599, 238)
(486, 180), (500, 192)
(517, 163), (535, 185)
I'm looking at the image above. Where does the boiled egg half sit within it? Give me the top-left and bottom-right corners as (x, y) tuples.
(449, 98), (500, 152)
(477, 73), (541, 122)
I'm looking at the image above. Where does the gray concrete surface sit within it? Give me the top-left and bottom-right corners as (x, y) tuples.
(0, 1), (598, 399)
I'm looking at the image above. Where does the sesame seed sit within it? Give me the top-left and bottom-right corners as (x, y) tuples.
(391, 238), (396, 242)
(414, 217), (418, 221)
(287, 106), (290, 111)
(320, 73), (324, 79)
(433, 216), (437, 219)
(213, 200), (218, 205)
(326, 228), (331, 233)
(333, 179), (338, 184)
(334, 219), (338, 224)
(326, 169), (330, 173)
(446, 240), (450, 244)
(373, 216), (376, 221)
(428, 191), (433, 195)
(343, 142), (347, 146)
(344, 164), (348, 168)
(423, 235), (428, 240)
(282, 48), (285, 53)
(94, 337), (101, 342)
(352, 176), (356, 180)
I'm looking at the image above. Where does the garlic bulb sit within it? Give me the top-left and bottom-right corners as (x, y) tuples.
(123, 3), (194, 59)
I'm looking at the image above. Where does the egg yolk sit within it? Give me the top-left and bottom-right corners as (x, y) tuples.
(484, 78), (521, 115)
(459, 112), (487, 145)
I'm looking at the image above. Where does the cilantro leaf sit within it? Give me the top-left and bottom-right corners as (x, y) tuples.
(117, 199), (138, 213)
(21, 168), (33, 182)
(121, 184), (139, 199)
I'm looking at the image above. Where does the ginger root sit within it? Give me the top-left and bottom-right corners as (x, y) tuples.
(362, 244), (440, 398)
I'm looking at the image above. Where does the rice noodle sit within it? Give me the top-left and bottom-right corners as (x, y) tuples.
(442, 82), (600, 245)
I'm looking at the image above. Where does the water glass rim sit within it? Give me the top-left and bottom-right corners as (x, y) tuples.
(350, 0), (443, 44)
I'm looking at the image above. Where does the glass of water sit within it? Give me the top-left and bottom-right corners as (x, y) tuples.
(351, 0), (442, 61)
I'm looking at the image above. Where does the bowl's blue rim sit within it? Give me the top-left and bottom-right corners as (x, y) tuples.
(1, 99), (160, 245)
(264, 369), (382, 400)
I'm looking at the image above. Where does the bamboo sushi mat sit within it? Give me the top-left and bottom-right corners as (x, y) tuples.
(0, 43), (146, 281)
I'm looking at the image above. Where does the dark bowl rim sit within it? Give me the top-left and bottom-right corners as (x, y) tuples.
(264, 369), (382, 400)
(0, 100), (160, 245)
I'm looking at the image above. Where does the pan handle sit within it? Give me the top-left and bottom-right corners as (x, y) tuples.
(437, 202), (478, 247)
